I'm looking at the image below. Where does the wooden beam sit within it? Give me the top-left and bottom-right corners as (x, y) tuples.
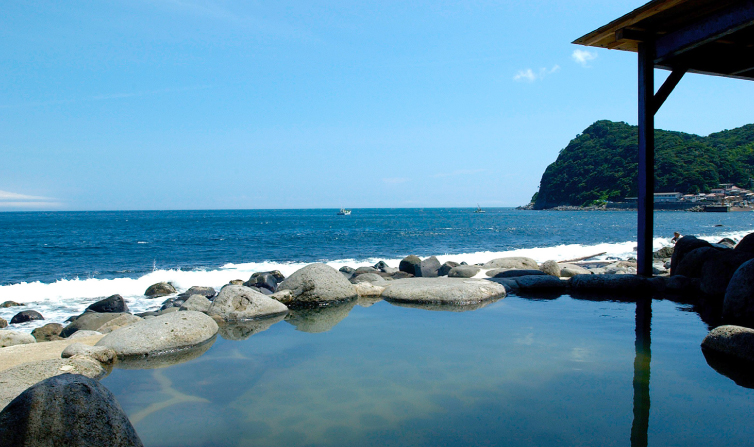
(652, 68), (686, 113)
(655, 0), (754, 63)
(637, 42), (655, 278)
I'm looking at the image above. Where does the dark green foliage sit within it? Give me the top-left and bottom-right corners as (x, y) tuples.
(533, 120), (754, 209)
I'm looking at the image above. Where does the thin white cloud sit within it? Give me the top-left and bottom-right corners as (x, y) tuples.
(0, 201), (63, 208)
(382, 178), (410, 185)
(513, 65), (560, 82)
(572, 49), (597, 67)
(0, 190), (52, 201)
(0, 190), (62, 208)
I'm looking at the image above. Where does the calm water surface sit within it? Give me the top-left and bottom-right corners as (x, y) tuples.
(102, 295), (754, 447)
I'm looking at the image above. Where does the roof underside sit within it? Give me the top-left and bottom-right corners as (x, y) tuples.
(574, 0), (754, 81)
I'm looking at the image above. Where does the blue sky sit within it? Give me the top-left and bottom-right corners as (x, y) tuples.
(2, 0), (753, 211)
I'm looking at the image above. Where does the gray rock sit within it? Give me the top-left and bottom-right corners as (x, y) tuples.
(339, 266), (356, 280)
(448, 265), (480, 278)
(61, 343), (117, 364)
(482, 257), (538, 270)
(86, 294), (129, 313)
(418, 256), (441, 277)
(723, 259), (754, 324)
(158, 307), (180, 315)
(390, 271), (413, 279)
(244, 273), (279, 293)
(269, 289), (294, 305)
(180, 294), (212, 312)
(0, 358), (106, 412)
(353, 266), (379, 275)
(514, 275), (567, 292)
(354, 282), (386, 297)
(31, 323), (63, 342)
(675, 247), (720, 278)
(96, 314), (143, 334)
(0, 331), (36, 348)
(734, 232), (754, 253)
(114, 339), (215, 370)
(60, 312), (130, 338)
(569, 274), (651, 294)
(179, 286), (216, 299)
(0, 374), (142, 446)
(559, 264), (592, 277)
(10, 310), (44, 325)
(540, 260), (561, 277)
(350, 273), (386, 284)
(217, 314), (286, 341)
(144, 282), (176, 298)
(399, 255), (422, 275)
(701, 325), (754, 363)
(0, 301), (22, 308)
(68, 330), (103, 340)
(650, 275), (697, 294)
(278, 263), (357, 305)
(700, 250), (754, 297)
(438, 261), (460, 276)
(492, 269), (546, 278)
(96, 311), (218, 358)
(484, 278), (519, 294)
(381, 277), (506, 306)
(207, 285), (288, 320)
(0, 319), (5, 329)
(671, 235), (712, 275)
(285, 299), (357, 333)
(228, 279), (245, 285)
(653, 246), (674, 259)
(718, 237), (737, 249)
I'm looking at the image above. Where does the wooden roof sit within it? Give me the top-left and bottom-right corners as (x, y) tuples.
(574, 0), (754, 80)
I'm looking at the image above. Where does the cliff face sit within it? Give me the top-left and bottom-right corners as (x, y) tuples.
(532, 120), (754, 209)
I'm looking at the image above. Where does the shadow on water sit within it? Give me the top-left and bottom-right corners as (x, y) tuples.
(702, 349), (754, 389)
(384, 299), (497, 312)
(285, 299), (357, 333)
(114, 336), (218, 370)
(217, 314), (287, 341)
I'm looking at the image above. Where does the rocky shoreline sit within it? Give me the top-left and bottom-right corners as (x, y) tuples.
(3, 233), (754, 444)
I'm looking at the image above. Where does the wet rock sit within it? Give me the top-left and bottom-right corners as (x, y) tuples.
(96, 311), (218, 358)
(0, 374), (142, 445)
(207, 285), (288, 320)
(701, 325), (754, 363)
(482, 257), (538, 270)
(651, 275), (697, 294)
(217, 314), (286, 341)
(0, 318), (5, 329)
(734, 232), (754, 253)
(180, 294), (212, 313)
(0, 358), (106, 411)
(381, 277), (506, 306)
(671, 235), (712, 275)
(144, 282), (176, 298)
(675, 247), (722, 278)
(491, 269), (546, 278)
(438, 261), (460, 277)
(0, 331), (36, 348)
(448, 265), (480, 278)
(86, 294), (129, 313)
(278, 263), (357, 305)
(0, 301), (22, 308)
(179, 286), (216, 300)
(717, 237), (737, 249)
(60, 312), (130, 338)
(700, 250), (754, 297)
(245, 273), (279, 293)
(97, 314), (143, 334)
(285, 299), (357, 333)
(514, 275), (567, 292)
(399, 255), (422, 275)
(653, 246), (674, 259)
(31, 323), (64, 342)
(61, 343), (117, 364)
(10, 310), (44, 325)
(722, 259), (754, 324)
(350, 273), (386, 284)
(540, 260), (561, 277)
(569, 274), (651, 294)
(160, 296), (184, 310)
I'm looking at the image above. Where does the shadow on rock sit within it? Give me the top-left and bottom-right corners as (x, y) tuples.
(285, 299), (357, 333)
(113, 335), (217, 370)
(702, 348), (754, 389)
(217, 314), (287, 341)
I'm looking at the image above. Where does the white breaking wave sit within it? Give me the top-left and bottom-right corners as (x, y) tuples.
(1, 229), (750, 332)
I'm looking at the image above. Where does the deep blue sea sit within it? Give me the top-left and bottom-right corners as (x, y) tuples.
(1, 208), (752, 328)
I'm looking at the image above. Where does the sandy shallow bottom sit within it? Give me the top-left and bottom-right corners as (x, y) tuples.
(101, 296), (754, 447)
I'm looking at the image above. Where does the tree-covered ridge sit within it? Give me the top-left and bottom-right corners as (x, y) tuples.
(532, 120), (754, 209)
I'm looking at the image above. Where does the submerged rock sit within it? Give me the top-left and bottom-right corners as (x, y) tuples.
(144, 282), (176, 298)
(207, 285), (288, 320)
(0, 374), (143, 446)
(701, 325), (754, 363)
(0, 331), (35, 348)
(86, 294), (129, 313)
(10, 310), (44, 325)
(278, 263), (357, 305)
(381, 277), (506, 306)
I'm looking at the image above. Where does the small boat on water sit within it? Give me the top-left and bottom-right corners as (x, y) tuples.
(473, 204), (485, 213)
(337, 208), (351, 215)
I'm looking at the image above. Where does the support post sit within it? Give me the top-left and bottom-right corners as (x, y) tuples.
(630, 298), (652, 447)
(637, 43), (655, 277)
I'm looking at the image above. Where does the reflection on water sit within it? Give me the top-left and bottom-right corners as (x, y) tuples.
(285, 299), (357, 333)
(101, 296), (754, 447)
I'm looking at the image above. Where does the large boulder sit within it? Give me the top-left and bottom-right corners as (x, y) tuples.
(0, 331), (35, 348)
(399, 255), (421, 275)
(722, 259), (754, 324)
(381, 277), (506, 306)
(350, 273), (386, 284)
(60, 312), (131, 338)
(0, 302), (22, 308)
(514, 275), (567, 292)
(144, 282), (176, 298)
(244, 273), (279, 293)
(178, 286), (217, 300)
(417, 256), (441, 277)
(277, 263), (357, 305)
(180, 294), (212, 313)
(207, 285), (288, 320)
(86, 294), (129, 313)
(569, 274), (651, 294)
(9, 310), (44, 325)
(0, 374), (143, 446)
(653, 246), (674, 259)
(96, 314), (143, 334)
(671, 236), (712, 275)
(675, 247), (720, 278)
(61, 343), (117, 364)
(540, 260), (561, 277)
(96, 311), (218, 358)
(700, 250), (754, 297)
(483, 257), (538, 270)
(734, 232), (754, 253)
(31, 323), (63, 342)
(438, 261), (460, 277)
(448, 265), (480, 278)
(701, 325), (754, 363)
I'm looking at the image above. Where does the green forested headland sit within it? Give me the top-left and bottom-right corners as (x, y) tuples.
(532, 120), (754, 209)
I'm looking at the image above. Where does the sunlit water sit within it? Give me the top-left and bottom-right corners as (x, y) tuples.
(101, 295), (753, 447)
